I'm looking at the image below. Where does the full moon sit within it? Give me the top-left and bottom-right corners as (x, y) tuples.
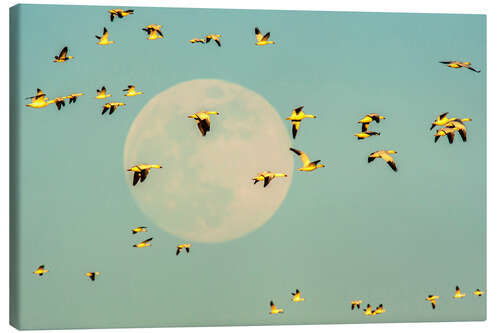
(123, 79), (293, 243)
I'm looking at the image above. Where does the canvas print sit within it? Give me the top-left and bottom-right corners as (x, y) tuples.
(9, 4), (486, 330)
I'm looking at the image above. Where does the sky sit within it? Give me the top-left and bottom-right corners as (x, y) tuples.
(10, 4), (486, 329)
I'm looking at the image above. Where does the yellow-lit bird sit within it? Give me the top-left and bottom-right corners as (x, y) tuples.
(358, 113), (386, 132)
(453, 286), (466, 299)
(354, 131), (380, 140)
(286, 106), (316, 139)
(363, 304), (375, 316)
(439, 61), (480, 73)
(96, 86), (111, 99)
(102, 102), (125, 115)
(445, 119), (471, 142)
(269, 301), (284, 314)
(290, 147), (325, 172)
(255, 27), (275, 45)
(33, 265), (48, 276)
(96, 27), (115, 45)
(425, 295), (440, 309)
(85, 272), (100, 281)
(51, 96), (66, 110)
(188, 111), (220, 136)
(123, 85), (144, 97)
(351, 300), (363, 310)
(131, 226), (147, 234)
(127, 164), (162, 186)
(53, 46), (73, 63)
(109, 9), (134, 22)
(205, 34), (222, 47)
(252, 171), (287, 188)
(190, 38), (205, 44)
(430, 112), (456, 130)
(368, 150), (398, 172)
(143, 24), (164, 40)
(176, 243), (192, 256)
(473, 289), (484, 297)
(434, 127), (456, 144)
(66, 92), (84, 105)
(291, 289), (304, 302)
(373, 304), (386, 315)
(25, 88), (52, 108)
(133, 238), (153, 248)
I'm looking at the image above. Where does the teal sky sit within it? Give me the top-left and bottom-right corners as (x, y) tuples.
(11, 4), (486, 329)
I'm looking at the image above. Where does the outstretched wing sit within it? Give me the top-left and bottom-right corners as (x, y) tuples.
(255, 27), (263, 41)
(289, 147), (310, 166)
(292, 121), (301, 139)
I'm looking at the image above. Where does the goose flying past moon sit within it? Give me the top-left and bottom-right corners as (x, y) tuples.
(286, 106), (316, 139)
(252, 171), (287, 188)
(127, 164), (162, 186)
(188, 111), (220, 136)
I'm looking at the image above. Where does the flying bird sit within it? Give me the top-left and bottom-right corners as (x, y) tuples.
(354, 131), (380, 140)
(109, 9), (134, 22)
(66, 93), (84, 104)
(286, 106), (316, 139)
(102, 102), (125, 115)
(25, 88), (52, 108)
(473, 289), (484, 296)
(53, 46), (73, 63)
(434, 127), (456, 144)
(358, 113), (386, 132)
(96, 28), (115, 45)
(290, 148), (325, 172)
(368, 150), (398, 172)
(123, 85), (144, 97)
(131, 226), (147, 234)
(252, 171), (287, 188)
(453, 286), (466, 299)
(176, 243), (191, 256)
(189, 38), (205, 44)
(425, 295), (440, 309)
(373, 304), (386, 315)
(142, 24), (164, 40)
(96, 86), (111, 99)
(291, 289), (304, 302)
(351, 300), (363, 310)
(188, 111), (220, 136)
(445, 119), (471, 142)
(133, 238), (153, 248)
(439, 61), (480, 73)
(430, 112), (456, 130)
(363, 304), (375, 316)
(254, 27), (275, 45)
(127, 164), (162, 186)
(205, 34), (222, 47)
(85, 272), (100, 281)
(33, 265), (48, 276)
(269, 301), (284, 314)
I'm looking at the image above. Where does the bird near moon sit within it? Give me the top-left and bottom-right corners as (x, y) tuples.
(123, 79), (294, 243)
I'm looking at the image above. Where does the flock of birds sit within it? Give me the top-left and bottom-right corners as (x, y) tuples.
(25, 7), (484, 321)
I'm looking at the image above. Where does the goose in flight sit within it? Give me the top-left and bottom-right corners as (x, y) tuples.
(109, 9), (134, 21)
(252, 171), (287, 188)
(373, 304), (386, 315)
(425, 295), (440, 309)
(25, 88), (52, 108)
(290, 148), (325, 171)
(66, 93), (84, 104)
(96, 28), (115, 45)
(127, 164), (162, 186)
(143, 24), (164, 40)
(188, 111), (220, 136)
(354, 131), (380, 140)
(176, 243), (192, 256)
(205, 34), (222, 47)
(53, 46), (73, 63)
(102, 102), (125, 115)
(96, 86), (111, 99)
(368, 150), (398, 172)
(434, 127), (456, 144)
(33, 265), (48, 276)
(286, 106), (316, 139)
(291, 289), (304, 302)
(453, 286), (466, 299)
(190, 38), (205, 44)
(51, 97), (66, 110)
(363, 304), (375, 316)
(351, 300), (363, 310)
(445, 119), (471, 142)
(85, 272), (100, 281)
(269, 301), (284, 314)
(358, 113), (386, 132)
(473, 289), (484, 296)
(439, 61), (480, 73)
(131, 226), (147, 234)
(430, 112), (456, 130)
(133, 238), (153, 248)
(123, 85), (144, 97)
(255, 27), (275, 45)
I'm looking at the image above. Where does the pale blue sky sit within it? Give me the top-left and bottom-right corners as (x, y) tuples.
(11, 4), (485, 329)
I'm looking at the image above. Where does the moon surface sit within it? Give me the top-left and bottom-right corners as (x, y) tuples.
(123, 79), (293, 243)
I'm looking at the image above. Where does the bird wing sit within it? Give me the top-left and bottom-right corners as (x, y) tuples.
(255, 27), (263, 41)
(438, 112), (449, 120)
(292, 121), (301, 139)
(133, 172), (140, 186)
(289, 148), (310, 166)
(59, 46), (68, 58)
(362, 123), (369, 132)
(140, 168), (149, 182)
(263, 176), (271, 188)
(102, 28), (109, 41)
(446, 130), (455, 144)
(215, 39), (221, 47)
(381, 152), (397, 172)
(292, 106), (304, 116)
(262, 32), (271, 41)
(439, 61), (453, 64)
